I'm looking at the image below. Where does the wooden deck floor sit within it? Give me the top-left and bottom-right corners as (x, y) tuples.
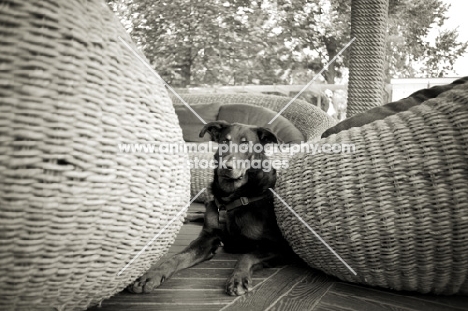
(89, 204), (468, 311)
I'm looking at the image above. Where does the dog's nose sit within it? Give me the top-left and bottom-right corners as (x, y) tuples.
(225, 161), (234, 170)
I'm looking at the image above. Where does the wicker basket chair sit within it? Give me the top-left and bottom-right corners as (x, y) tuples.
(170, 93), (336, 203)
(274, 81), (468, 295)
(274, 0), (467, 295)
(0, 1), (190, 310)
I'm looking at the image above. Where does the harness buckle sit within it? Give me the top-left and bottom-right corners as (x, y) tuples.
(240, 197), (249, 205)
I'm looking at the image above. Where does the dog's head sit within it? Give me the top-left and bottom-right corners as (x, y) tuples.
(199, 121), (279, 193)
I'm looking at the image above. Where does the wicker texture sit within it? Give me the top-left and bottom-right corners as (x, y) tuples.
(347, 0), (389, 117)
(171, 93), (336, 202)
(0, 1), (190, 310)
(274, 83), (468, 295)
(170, 93), (335, 142)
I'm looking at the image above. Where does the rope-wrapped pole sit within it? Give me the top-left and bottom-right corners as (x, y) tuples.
(347, 0), (389, 117)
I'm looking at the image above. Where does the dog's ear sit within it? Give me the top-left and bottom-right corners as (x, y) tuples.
(256, 127), (280, 144)
(199, 120), (230, 141)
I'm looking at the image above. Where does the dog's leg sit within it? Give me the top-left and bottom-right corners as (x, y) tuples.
(129, 231), (220, 293)
(226, 250), (280, 296)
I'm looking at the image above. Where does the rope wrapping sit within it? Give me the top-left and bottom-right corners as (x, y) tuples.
(347, 0), (389, 117)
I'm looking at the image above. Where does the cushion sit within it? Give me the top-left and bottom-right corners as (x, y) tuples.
(321, 76), (468, 138)
(217, 104), (306, 144)
(175, 103), (221, 142)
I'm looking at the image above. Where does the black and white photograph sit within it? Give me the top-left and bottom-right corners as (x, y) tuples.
(1, 0), (468, 310)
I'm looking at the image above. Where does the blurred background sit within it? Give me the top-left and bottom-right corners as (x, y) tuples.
(107, 0), (468, 120)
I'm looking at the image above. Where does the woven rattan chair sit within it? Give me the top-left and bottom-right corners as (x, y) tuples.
(0, 1), (190, 310)
(273, 0), (468, 295)
(170, 93), (337, 203)
(274, 81), (468, 295)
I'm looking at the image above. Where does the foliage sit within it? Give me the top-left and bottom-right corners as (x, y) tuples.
(385, 0), (467, 79)
(108, 0), (467, 87)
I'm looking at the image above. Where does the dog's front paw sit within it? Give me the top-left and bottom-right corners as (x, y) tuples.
(226, 271), (253, 296)
(128, 263), (173, 294)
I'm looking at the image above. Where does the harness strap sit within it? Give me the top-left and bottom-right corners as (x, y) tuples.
(214, 195), (267, 229)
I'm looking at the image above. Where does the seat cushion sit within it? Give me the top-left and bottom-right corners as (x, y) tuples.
(321, 76), (468, 138)
(175, 102), (221, 142)
(217, 104), (305, 144)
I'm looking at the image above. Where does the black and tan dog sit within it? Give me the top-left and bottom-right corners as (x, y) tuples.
(129, 121), (294, 296)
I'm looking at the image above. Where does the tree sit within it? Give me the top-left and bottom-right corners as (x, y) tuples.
(108, 0), (290, 87)
(279, 0), (467, 83)
(385, 0), (467, 78)
(108, 0), (467, 86)
(422, 29), (468, 77)
(273, 0), (351, 84)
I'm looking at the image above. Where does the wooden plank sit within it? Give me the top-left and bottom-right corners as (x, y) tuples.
(318, 292), (410, 311)
(222, 265), (311, 311)
(329, 282), (468, 311)
(314, 302), (356, 311)
(319, 288), (459, 311)
(160, 277), (267, 290)
(314, 302), (360, 311)
(170, 241), (195, 247)
(194, 258), (283, 269)
(161, 277), (227, 290)
(174, 233), (201, 238)
(268, 271), (334, 311)
(166, 245), (189, 254)
(89, 303), (225, 311)
(341, 283), (468, 310)
(172, 236), (198, 242)
(173, 267), (279, 279)
(177, 223), (203, 235)
(406, 294), (468, 310)
(103, 289), (234, 304)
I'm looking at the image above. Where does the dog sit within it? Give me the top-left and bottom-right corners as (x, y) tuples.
(129, 121), (295, 296)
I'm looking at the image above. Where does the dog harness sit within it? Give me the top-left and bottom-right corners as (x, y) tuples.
(214, 196), (266, 229)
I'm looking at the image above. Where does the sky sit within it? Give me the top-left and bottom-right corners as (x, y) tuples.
(441, 0), (468, 76)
